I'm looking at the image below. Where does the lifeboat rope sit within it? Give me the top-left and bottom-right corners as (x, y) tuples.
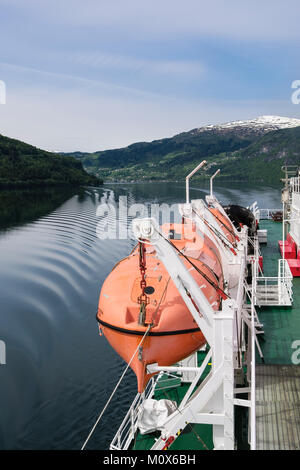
(208, 208), (240, 242)
(81, 323), (152, 450)
(155, 230), (230, 301)
(150, 275), (171, 326)
(87, 279), (176, 449)
(192, 209), (238, 256)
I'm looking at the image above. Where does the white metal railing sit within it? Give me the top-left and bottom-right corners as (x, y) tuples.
(252, 258), (293, 306)
(109, 372), (181, 450)
(290, 176), (300, 193)
(250, 264), (256, 450)
(110, 375), (158, 450)
(258, 208), (282, 220)
(255, 277), (279, 305)
(249, 201), (260, 223)
(248, 235), (261, 261)
(278, 258), (293, 304)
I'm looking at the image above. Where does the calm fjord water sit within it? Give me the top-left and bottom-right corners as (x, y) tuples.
(0, 182), (281, 449)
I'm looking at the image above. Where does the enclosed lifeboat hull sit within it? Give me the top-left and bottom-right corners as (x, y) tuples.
(209, 207), (238, 245)
(97, 222), (225, 393)
(98, 321), (205, 393)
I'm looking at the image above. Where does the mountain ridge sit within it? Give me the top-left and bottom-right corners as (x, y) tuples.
(0, 133), (101, 188)
(191, 115), (300, 136)
(63, 115), (300, 184)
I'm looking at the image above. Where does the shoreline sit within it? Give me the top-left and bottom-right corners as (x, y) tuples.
(102, 179), (281, 186)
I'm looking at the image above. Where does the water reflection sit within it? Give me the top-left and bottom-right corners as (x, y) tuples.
(0, 187), (79, 231)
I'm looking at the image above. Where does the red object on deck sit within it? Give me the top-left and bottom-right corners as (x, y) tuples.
(287, 259), (300, 277)
(278, 240), (296, 259)
(287, 233), (296, 247)
(259, 256), (263, 272)
(278, 233), (300, 276)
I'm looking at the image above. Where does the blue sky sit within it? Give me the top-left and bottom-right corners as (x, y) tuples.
(0, 0), (300, 152)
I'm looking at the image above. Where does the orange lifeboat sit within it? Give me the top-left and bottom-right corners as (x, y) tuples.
(97, 219), (228, 393)
(209, 207), (239, 245)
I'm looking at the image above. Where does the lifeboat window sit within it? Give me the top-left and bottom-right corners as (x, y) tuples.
(144, 286), (155, 295)
(168, 229), (181, 240)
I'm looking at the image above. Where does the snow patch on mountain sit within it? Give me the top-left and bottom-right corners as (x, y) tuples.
(192, 115), (300, 136)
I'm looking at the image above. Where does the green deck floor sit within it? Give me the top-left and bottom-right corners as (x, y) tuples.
(132, 351), (214, 450)
(258, 220), (300, 365)
(132, 220), (300, 450)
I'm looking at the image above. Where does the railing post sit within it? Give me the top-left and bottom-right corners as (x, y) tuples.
(130, 408), (135, 438)
(251, 261), (256, 449)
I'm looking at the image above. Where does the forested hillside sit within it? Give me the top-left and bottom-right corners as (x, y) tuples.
(0, 134), (100, 188)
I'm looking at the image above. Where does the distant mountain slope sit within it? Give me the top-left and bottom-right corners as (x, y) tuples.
(220, 125), (300, 182)
(194, 115), (300, 136)
(0, 134), (100, 188)
(62, 115), (300, 184)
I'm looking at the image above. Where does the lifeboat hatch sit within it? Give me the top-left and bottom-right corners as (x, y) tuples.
(144, 286), (155, 295)
(131, 276), (168, 306)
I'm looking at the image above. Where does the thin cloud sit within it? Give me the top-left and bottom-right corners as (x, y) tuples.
(70, 53), (206, 79)
(0, 61), (164, 99)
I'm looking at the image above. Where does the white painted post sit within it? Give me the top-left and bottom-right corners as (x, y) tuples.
(0, 340), (6, 365)
(282, 200), (285, 263)
(186, 161), (207, 204)
(210, 169), (220, 198)
(250, 264), (256, 449)
(213, 301), (235, 450)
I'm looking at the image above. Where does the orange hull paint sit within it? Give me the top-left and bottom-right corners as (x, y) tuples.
(98, 221), (228, 392)
(99, 324), (206, 392)
(209, 208), (236, 244)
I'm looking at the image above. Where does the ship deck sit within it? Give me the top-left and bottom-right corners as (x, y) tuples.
(257, 219), (300, 364)
(131, 219), (300, 451)
(132, 349), (214, 451)
(255, 219), (300, 450)
(256, 364), (300, 450)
